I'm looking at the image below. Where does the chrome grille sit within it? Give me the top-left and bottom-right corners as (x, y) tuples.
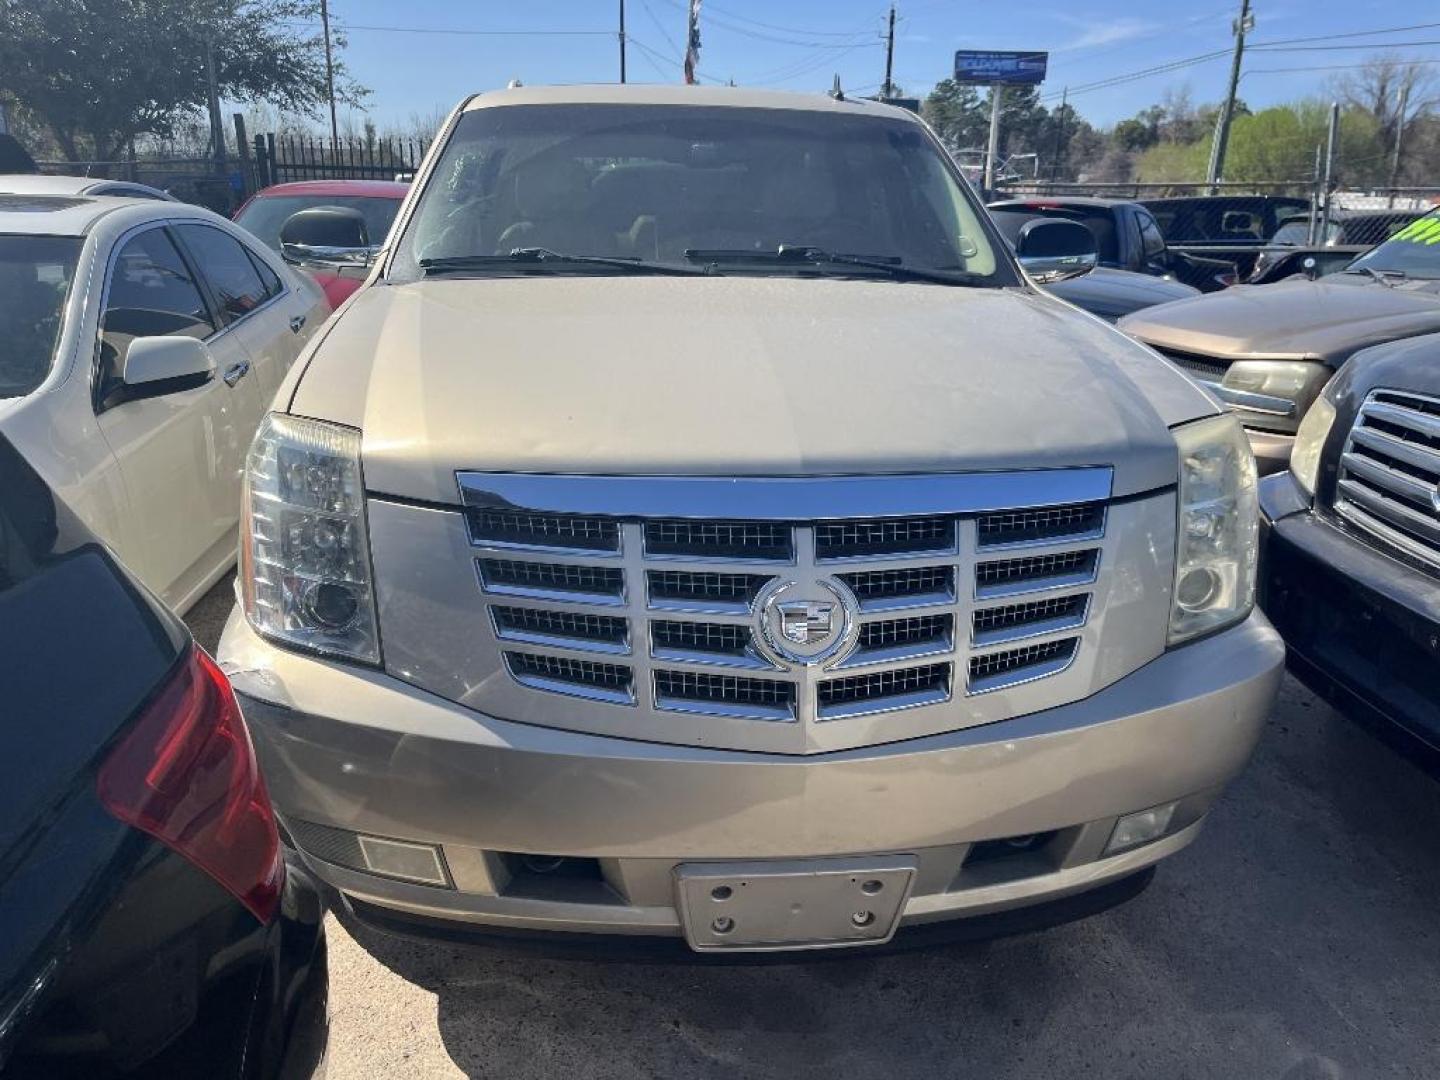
(419, 467), (1165, 753)
(1334, 390), (1440, 568)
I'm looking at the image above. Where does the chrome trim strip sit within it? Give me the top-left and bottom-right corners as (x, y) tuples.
(650, 646), (779, 672)
(1362, 398), (1440, 441)
(458, 469), (1115, 521)
(1340, 452), (1437, 506)
(1348, 426), (1440, 478)
(971, 595), (1092, 648)
(834, 635), (954, 669)
(1188, 377), (1296, 418)
(489, 621), (633, 657)
(652, 692), (795, 723)
(816, 684), (952, 721)
(854, 589), (956, 614)
(973, 561), (1100, 601)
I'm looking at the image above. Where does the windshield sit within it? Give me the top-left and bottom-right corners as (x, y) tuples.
(390, 104), (1006, 284)
(0, 235), (81, 398)
(1348, 212), (1440, 279)
(236, 194), (403, 253)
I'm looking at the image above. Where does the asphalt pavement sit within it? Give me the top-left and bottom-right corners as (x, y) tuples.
(189, 574), (1440, 1080)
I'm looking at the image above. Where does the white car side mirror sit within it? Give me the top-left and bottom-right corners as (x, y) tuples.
(121, 336), (216, 389)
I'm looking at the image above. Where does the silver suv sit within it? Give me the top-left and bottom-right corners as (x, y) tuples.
(219, 85), (1283, 953)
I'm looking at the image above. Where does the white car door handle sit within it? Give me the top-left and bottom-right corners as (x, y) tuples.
(223, 360), (251, 387)
(290, 314), (307, 334)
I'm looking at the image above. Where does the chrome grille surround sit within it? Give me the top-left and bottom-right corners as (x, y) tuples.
(367, 470), (1176, 755)
(1334, 389), (1440, 570)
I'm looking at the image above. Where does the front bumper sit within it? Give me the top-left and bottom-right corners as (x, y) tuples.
(1260, 472), (1440, 752)
(220, 607), (1282, 946)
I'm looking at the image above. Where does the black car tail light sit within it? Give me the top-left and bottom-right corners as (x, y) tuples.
(97, 647), (284, 924)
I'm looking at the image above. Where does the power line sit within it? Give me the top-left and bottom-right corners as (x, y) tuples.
(1040, 49), (1232, 100)
(1250, 39), (1440, 53)
(700, 0), (886, 39)
(1246, 57), (1440, 76)
(327, 23), (615, 36)
(1249, 21), (1440, 49)
(657, 0), (879, 50)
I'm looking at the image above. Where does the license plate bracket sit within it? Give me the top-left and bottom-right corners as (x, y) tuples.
(674, 856), (916, 952)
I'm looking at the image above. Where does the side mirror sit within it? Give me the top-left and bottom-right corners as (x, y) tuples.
(279, 206), (372, 269)
(1015, 219), (1098, 283)
(122, 335), (216, 389)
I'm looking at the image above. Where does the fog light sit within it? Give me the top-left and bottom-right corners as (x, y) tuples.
(357, 835), (450, 886)
(1176, 566), (1222, 612)
(1106, 803), (1178, 855)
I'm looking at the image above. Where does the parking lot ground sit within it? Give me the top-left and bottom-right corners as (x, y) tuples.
(189, 575), (1440, 1080)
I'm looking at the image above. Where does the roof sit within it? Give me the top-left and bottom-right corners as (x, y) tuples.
(0, 173), (172, 199)
(461, 84), (918, 119)
(0, 193), (221, 237)
(252, 179), (411, 199)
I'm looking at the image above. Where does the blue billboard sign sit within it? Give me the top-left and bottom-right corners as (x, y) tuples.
(953, 50), (1048, 86)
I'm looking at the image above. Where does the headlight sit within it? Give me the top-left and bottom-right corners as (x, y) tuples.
(1168, 414), (1259, 646)
(1218, 360), (1330, 420)
(241, 413), (379, 664)
(1290, 395), (1338, 498)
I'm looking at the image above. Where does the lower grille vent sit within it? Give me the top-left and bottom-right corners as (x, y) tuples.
(506, 653), (633, 702)
(647, 569), (771, 608)
(975, 549), (1097, 596)
(838, 565), (953, 608)
(651, 620), (752, 656)
(818, 664), (951, 718)
(654, 670), (795, 719)
(469, 509), (619, 552)
(480, 559), (624, 601)
(968, 638), (1078, 693)
(644, 520), (791, 561)
(972, 594), (1089, 644)
(492, 606), (628, 646)
(977, 503), (1104, 547)
(815, 516), (953, 559)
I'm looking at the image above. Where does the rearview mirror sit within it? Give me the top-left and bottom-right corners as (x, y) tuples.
(1015, 219), (1098, 283)
(122, 335), (216, 389)
(279, 206), (372, 269)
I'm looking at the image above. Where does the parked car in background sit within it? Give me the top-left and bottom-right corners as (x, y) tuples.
(1260, 332), (1440, 758)
(0, 433), (327, 1079)
(1120, 210), (1440, 475)
(0, 193), (328, 614)
(220, 85), (1282, 957)
(1042, 265), (1198, 322)
(234, 179), (409, 306)
(1248, 208), (1429, 282)
(1246, 245), (1360, 285)
(1142, 194), (1311, 278)
(0, 173), (176, 201)
(988, 196), (1238, 291)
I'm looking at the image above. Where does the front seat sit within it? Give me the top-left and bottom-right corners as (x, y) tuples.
(496, 161), (611, 255)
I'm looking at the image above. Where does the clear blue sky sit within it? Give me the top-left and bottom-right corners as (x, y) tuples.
(312, 0), (1440, 134)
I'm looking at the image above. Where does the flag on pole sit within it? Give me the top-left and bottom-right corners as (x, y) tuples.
(683, 0), (702, 85)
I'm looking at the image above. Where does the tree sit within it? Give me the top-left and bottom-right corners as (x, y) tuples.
(0, 0), (367, 162)
(921, 79), (988, 152)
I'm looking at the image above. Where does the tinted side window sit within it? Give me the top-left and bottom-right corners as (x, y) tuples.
(1137, 212), (1167, 261)
(174, 224), (268, 322)
(101, 229), (214, 373)
(246, 247), (285, 300)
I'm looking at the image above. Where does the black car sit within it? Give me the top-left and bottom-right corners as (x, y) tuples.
(1041, 265), (1198, 322)
(1259, 332), (1440, 757)
(1142, 194), (1312, 278)
(988, 196), (1237, 291)
(1249, 209), (1428, 283)
(0, 435), (327, 1078)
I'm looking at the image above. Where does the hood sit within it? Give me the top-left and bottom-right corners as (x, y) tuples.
(1045, 267), (1199, 322)
(290, 277), (1220, 504)
(1119, 274), (1440, 365)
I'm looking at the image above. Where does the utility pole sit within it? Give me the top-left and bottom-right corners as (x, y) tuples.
(1387, 82), (1410, 203)
(204, 38), (226, 176)
(983, 85), (1003, 195)
(1049, 86), (1068, 183)
(1319, 101), (1339, 241)
(881, 4), (896, 99)
(1205, 0), (1253, 193)
(320, 0), (339, 146)
(619, 0), (627, 83)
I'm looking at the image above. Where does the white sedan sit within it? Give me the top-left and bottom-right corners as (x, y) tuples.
(0, 193), (329, 613)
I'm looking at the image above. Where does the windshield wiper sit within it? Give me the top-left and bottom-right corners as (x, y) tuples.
(1345, 264), (1407, 286)
(419, 247), (707, 277)
(683, 245), (988, 286)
